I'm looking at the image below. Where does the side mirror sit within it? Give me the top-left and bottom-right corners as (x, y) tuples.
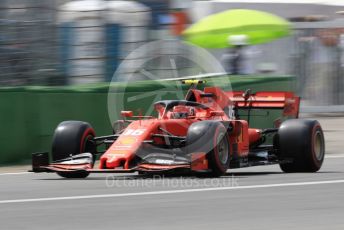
(121, 111), (133, 118)
(243, 89), (252, 101)
(210, 111), (225, 116)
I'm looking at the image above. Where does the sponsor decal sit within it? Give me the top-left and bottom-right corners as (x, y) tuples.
(155, 159), (174, 165)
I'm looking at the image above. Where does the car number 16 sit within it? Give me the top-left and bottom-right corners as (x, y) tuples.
(122, 129), (146, 136)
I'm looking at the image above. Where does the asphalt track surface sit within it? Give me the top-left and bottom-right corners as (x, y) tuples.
(0, 154), (343, 230)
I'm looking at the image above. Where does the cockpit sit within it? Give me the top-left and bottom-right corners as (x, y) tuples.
(154, 100), (209, 119)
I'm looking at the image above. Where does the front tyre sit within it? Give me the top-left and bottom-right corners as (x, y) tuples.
(187, 121), (230, 177)
(52, 121), (96, 178)
(208, 125), (230, 176)
(277, 119), (325, 173)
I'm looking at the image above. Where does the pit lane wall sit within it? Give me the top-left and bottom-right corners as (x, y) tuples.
(0, 75), (295, 164)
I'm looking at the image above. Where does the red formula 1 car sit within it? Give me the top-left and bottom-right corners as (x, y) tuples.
(32, 80), (325, 178)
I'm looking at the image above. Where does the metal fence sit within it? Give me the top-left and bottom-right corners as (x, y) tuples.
(293, 20), (344, 109)
(0, 0), (181, 86)
(0, 0), (64, 86)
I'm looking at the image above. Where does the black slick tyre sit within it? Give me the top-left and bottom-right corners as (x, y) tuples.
(277, 119), (325, 173)
(52, 121), (96, 178)
(187, 121), (230, 177)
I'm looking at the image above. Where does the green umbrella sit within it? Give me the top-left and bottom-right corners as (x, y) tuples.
(182, 9), (291, 48)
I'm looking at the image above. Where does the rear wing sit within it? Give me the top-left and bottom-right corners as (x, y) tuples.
(186, 87), (300, 119)
(226, 91), (300, 118)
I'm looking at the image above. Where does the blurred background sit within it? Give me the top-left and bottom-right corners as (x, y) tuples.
(1, 0), (344, 108)
(1, 0), (344, 107)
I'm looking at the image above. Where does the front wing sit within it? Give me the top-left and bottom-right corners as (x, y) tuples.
(30, 152), (208, 174)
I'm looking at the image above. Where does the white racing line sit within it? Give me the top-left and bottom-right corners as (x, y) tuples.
(324, 154), (344, 158)
(0, 172), (32, 176)
(1, 179), (344, 204)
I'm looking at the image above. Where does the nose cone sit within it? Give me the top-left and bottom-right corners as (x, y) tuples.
(100, 120), (156, 169)
(100, 153), (130, 169)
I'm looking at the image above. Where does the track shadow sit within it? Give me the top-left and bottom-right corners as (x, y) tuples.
(36, 169), (341, 181)
(36, 170), (287, 181)
(226, 171), (282, 176)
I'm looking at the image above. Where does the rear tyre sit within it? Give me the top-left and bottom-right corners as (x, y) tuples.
(277, 119), (325, 173)
(187, 121), (230, 177)
(52, 121), (96, 178)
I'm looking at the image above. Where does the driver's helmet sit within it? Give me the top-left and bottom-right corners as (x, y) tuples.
(171, 106), (195, 119)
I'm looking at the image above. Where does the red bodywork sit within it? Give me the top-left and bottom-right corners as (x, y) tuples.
(96, 87), (300, 172)
(35, 86), (300, 174)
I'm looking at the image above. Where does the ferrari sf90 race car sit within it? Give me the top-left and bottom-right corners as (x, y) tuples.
(31, 80), (325, 178)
